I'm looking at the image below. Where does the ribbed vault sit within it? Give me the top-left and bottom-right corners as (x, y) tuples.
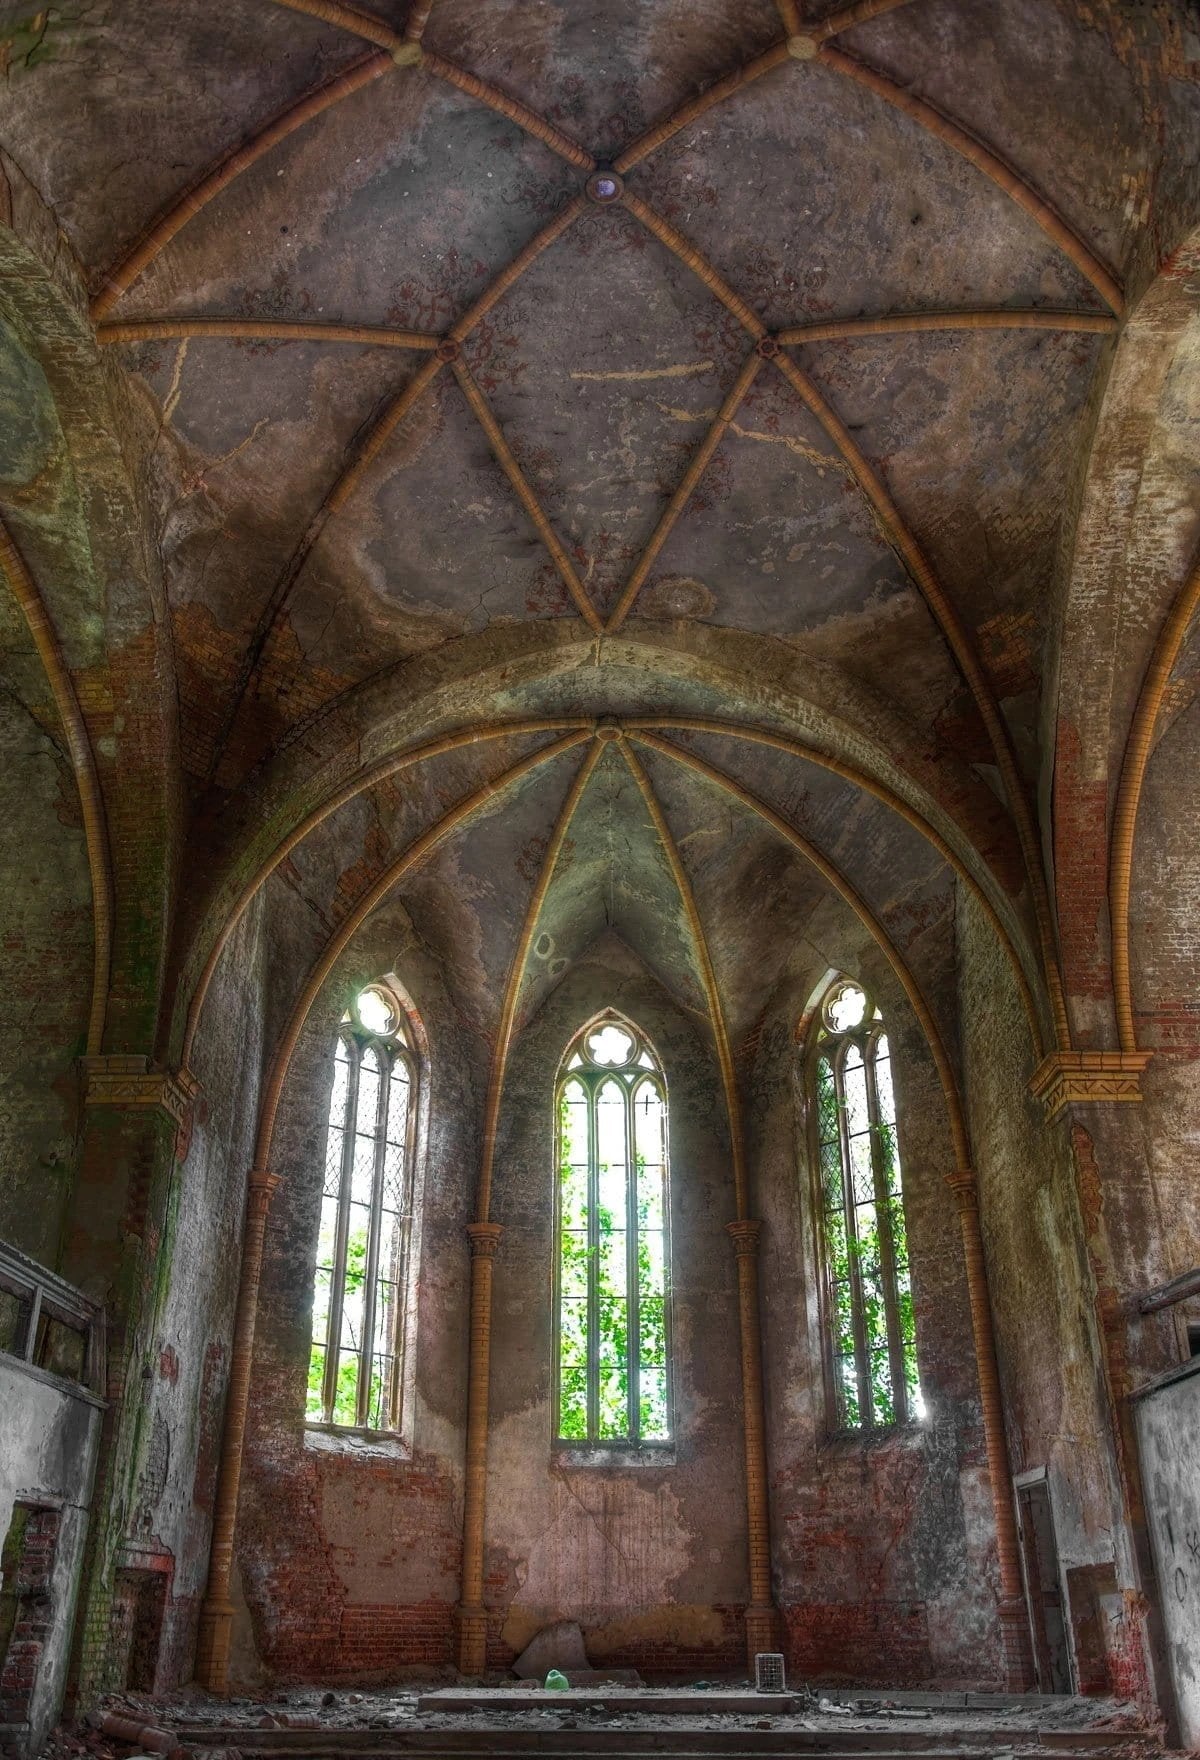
(5, 0), (1193, 1079)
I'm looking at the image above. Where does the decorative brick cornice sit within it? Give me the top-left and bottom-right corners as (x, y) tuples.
(1029, 1050), (1152, 1119)
(81, 1055), (198, 1129)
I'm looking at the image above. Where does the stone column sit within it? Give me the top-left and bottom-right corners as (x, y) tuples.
(457, 1222), (503, 1676)
(726, 1220), (776, 1665)
(195, 1165), (281, 1691)
(945, 1169), (1034, 1692)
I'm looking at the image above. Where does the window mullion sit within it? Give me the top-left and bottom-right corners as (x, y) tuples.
(324, 1043), (359, 1423)
(387, 1051), (418, 1431)
(866, 1041), (907, 1424)
(837, 1046), (872, 1428)
(586, 1075), (599, 1444)
(626, 1079), (639, 1445)
(357, 1042), (388, 1428)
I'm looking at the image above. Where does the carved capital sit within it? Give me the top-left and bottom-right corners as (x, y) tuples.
(246, 1166), (282, 1218)
(466, 1222), (503, 1258)
(944, 1168), (978, 1212)
(726, 1219), (763, 1257)
(1030, 1050), (1152, 1119)
(81, 1056), (199, 1147)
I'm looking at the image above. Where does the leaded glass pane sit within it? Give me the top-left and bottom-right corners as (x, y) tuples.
(555, 1020), (671, 1446)
(309, 996), (419, 1434)
(843, 1045), (869, 1135)
(307, 1343), (326, 1421)
(559, 1365), (587, 1439)
(812, 984), (921, 1433)
(597, 1363), (626, 1438)
(639, 1366), (669, 1439)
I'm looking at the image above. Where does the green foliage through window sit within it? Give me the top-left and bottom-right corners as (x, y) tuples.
(556, 1018), (671, 1445)
(813, 981), (922, 1430)
(307, 988), (418, 1434)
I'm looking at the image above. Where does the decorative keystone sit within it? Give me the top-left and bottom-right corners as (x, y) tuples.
(1029, 1050), (1152, 1119)
(585, 170), (624, 205)
(390, 40), (423, 66)
(787, 33), (819, 59)
(594, 717), (623, 742)
(435, 337), (461, 363)
(755, 335), (781, 359)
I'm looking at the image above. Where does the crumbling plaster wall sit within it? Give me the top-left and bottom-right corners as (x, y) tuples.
(119, 897), (271, 1690)
(0, 1357), (101, 1756)
(487, 945), (749, 1675)
(1126, 688), (1200, 1323)
(751, 910), (999, 1688)
(957, 885), (1139, 1695)
(235, 895), (481, 1682)
(0, 690), (91, 1266)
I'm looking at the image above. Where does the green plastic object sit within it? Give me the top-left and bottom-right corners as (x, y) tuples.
(544, 1669), (570, 1691)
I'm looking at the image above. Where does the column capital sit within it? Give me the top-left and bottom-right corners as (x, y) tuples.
(246, 1166), (281, 1217)
(466, 1221), (503, 1257)
(81, 1054), (195, 1123)
(1029, 1049), (1152, 1119)
(944, 1168), (978, 1212)
(726, 1218), (762, 1256)
(81, 1056), (202, 1158)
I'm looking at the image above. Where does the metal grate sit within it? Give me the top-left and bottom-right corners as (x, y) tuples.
(754, 1652), (786, 1694)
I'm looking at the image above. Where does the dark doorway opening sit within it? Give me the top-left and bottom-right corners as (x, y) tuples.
(109, 1569), (167, 1693)
(1015, 1474), (1072, 1694)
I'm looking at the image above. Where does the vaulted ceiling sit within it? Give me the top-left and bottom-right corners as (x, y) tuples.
(2, 0), (1198, 1070)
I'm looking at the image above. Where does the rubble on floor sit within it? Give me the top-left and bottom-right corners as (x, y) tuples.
(39, 1681), (1163, 1759)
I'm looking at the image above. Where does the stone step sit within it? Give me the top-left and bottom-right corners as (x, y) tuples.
(172, 1724), (1144, 1756)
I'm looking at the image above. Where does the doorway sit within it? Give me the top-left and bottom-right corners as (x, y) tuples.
(1014, 1471), (1072, 1693)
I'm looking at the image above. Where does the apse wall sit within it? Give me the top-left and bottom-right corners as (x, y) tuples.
(485, 946), (749, 1673)
(751, 925), (1000, 1688)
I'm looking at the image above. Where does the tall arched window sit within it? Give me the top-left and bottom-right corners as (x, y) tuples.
(307, 984), (419, 1433)
(555, 1015), (671, 1446)
(809, 977), (921, 1431)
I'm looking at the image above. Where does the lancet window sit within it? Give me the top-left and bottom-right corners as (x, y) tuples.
(810, 978), (921, 1430)
(555, 1016), (672, 1446)
(307, 985), (419, 1433)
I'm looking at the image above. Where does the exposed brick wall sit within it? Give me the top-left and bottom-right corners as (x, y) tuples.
(783, 1600), (931, 1686)
(0, 1505), (62, 1724)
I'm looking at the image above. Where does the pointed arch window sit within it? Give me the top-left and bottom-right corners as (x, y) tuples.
(307, 985), (419, 1433)
(555, 1016), (672, 1446)
(810, 978), (921, 1430)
